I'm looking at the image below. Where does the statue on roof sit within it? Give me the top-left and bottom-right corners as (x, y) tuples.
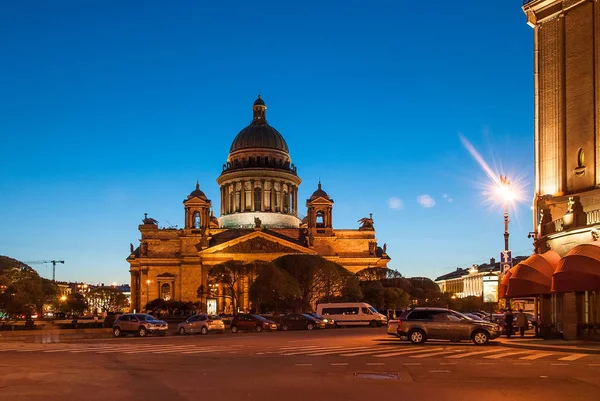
(358, 213), (374, 230)
(142, 213), (159, 225)
(254, 216), (262, 229)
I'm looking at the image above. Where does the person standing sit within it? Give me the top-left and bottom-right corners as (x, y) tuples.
(504, 308), (514, 338)
(516, 309), (528, 337)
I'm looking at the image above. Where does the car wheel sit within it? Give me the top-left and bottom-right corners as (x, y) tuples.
(200, 326), (209, 335)
(408, 329), (426, 344)
(113, 327), (122, 337)
(255, 325), (263, 333)
(472, 330), (490, 345)
(231, 326), (238, 333)
(179, 327), (186, 335)
(282, 324), (289, 331)
(306, 323), (314, 330)
(369, 320), (378, 327)
(137, 327), (148, 337)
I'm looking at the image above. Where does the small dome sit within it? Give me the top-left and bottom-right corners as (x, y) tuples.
(189, 182), (207, 200)
(253, 95), (265, 106)
(310, 182), (329, 200)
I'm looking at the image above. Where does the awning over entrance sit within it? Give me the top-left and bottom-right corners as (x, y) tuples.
(499, 270), (512, 299)
(505, 250), (560, 298)
(553, 243), (600, 292)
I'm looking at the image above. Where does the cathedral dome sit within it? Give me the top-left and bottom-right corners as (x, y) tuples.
(229, 95), (289, 154)
(230, 124), (289, 153)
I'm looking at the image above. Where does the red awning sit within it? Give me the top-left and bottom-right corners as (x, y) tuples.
(553, 243), (600, 292)
(506, 250), (560, 298)
(499, 270), (512, 299)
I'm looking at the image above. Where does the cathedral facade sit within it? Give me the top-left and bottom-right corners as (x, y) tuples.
(127, 96), (390, 313)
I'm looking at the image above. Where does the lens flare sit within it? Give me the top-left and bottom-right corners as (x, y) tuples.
(459, 134), (527, 212)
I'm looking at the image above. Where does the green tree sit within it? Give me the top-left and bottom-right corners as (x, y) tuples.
(249, 263), (300, 313)
(86, 287), (128, 313)
(208, 260), (262, 313)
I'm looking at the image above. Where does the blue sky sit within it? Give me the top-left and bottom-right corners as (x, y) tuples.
(0, 1), (535, 284)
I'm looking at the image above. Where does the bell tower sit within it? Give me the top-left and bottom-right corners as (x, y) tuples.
(183, 181), (212, 230)
(306, 181), (334, 236)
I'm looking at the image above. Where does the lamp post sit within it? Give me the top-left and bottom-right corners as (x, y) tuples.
(496, 175), (512, 252)
(146, 279), (151, 308)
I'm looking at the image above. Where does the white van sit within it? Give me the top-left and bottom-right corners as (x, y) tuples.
(316, 302), (388, 327)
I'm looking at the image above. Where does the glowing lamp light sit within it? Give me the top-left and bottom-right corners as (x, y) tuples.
(60, 296), (67, 301)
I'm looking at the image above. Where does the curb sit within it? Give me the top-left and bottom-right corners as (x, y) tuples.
(498, 341), (600, 354)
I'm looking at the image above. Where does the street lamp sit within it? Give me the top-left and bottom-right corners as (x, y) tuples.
(495, 175), (514, 252)
(146, 279), (151, 307)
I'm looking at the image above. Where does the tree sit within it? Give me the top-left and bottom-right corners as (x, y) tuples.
(207, 260), (260, 313)
(86, 287), (128, 313)
(357, 267), (403, 282)
(56, 293), (88, 315)
(249, 263), (300, 313)
(272, 255), (350, 309)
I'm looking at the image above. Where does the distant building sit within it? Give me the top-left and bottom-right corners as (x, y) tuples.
(435, 257), (527, 298)
(127, 96), (391, 313)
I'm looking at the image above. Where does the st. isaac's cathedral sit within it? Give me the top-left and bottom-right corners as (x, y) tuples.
(127, 96), (390, 313)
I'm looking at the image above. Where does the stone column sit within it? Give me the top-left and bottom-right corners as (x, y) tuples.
(290, 186), (295, 215)
(220, 187), (224, 215)
(279, 181), (285, 213)
(251, 179), (255, 211)
(240, 180), (245, 211)
(270, 180), (275, 211)
(260, 179), (265, 211)
(293, 187), (298, 215)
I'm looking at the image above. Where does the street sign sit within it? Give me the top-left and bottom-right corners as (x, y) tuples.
(501, 263), (512, 274)
(500, 250), (512, 264)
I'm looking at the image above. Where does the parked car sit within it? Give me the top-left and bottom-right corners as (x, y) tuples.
(280, 314), (326, 331)
(113, 313), (168, 337)
(230, 314), (277, 333)
(387, 307), (501, 345)
(464, 313), (485, 321)
(178, 314), (225, 335)
(316, 302), (388, 327)
(306, 312), (335, 328)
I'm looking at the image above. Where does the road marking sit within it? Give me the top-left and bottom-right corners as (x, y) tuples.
(446, 349), (501, 359)
(558, 354), (588, 361)
(429, 370), (450, 373)
(277, 345), (320, 351)
(373, 347), (445, 358)
(366, 363), (385, 366)
(540, 376), (548, 378)
(256, 352), (265, 355)
(439, 362), (457, 365)
(403, 363), (421, 366)
(180, 348), (228, 354)
(476, 362), (495, 365)
(484, 351), (531, 359)
(282, 346), (348, 356)
(588, 363), (600, 367)
(410, 351), (460, 359)
(330, 363), (348, 366)
(514, 362), (532, 365)
(550, 363), (569, 366)
(339, 347), (399, 357)
(520, 352), (553, 360)
(294, 363), (313, 366)
(307, 347), (369, 356)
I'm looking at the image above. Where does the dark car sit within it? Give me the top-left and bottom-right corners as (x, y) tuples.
(113, 313), (168, 337)
(281, 314), (326, 331)
(306, 312), (335, 328)
(230, 314), (277, 333)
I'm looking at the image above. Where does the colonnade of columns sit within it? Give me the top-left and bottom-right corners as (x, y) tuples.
(219, 180), (299, 216)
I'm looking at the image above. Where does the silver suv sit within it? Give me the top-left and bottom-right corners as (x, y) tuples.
(387, 307), (500, 345)
(113, 313), (168, 337)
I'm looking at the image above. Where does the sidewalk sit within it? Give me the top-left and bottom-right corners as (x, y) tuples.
(496, 336), (600, 354)
(0, 328), (112, 343)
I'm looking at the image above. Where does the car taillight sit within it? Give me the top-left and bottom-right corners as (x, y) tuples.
(397, 319), (402, 328)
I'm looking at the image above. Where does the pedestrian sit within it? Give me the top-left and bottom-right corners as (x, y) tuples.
(516, 309), (528, 337)
(504, 308), (514, 338)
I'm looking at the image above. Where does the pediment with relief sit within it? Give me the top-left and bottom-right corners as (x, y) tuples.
(221, 236), (300, 254)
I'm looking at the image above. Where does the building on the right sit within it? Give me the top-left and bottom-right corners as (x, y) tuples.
(517, 0), (600, 339)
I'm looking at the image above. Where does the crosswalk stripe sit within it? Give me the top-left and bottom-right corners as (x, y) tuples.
(151, 345), (208, 354)
(519, 352), (553, 360)
(339, 347), (399, 357)
(305, 347), (370, 356)
(484, 351), (531, 359)
(180, 348), (228, 354)
(410, 350), (461, 359)
(373, 347), (445, 358)
(277, 345), (320, 351)
(70, 344), (158, 353)
(282, 346), (348, 356)
(558, 354), (588, 361)
(446, 349), (501, 359)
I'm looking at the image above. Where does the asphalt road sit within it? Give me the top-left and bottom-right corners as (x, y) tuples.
(1, 327), (598, 401)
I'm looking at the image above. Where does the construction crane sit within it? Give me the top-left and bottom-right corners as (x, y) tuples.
(24, 260), (64, 282)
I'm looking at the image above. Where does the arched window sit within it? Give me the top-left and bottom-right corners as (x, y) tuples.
(193, 212), (201, 228)
(316, 210), (325, 227)
(161, 283), (171, 301)
(577, 148), (585, 168)
(254, 187), (262, 211)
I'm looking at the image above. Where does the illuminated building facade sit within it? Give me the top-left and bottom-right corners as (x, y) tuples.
(127, 96), (391, 313)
